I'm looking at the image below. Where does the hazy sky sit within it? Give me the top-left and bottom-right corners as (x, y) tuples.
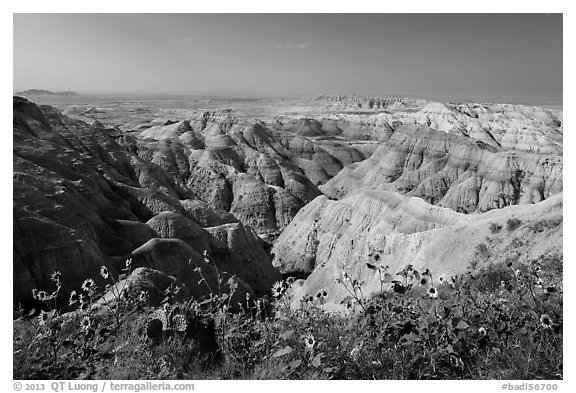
(13, 14), (562, 102)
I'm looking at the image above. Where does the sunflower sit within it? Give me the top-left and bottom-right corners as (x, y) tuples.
(79, 294), (89, 311)
(69, 290), (78, 306)
(81, 279), (96, 293)
(50, 271), (61, 282)
(202, 250), (212, 265)
(271, 281), (285, 298)
(534, 278), (544, 288)
(38, 310), (49, 326)
(540, 314), (553, 329)
(420, 277), (429, 286)
(81, 316), (92, 332)
(303, 333), (316, 349)
(427, 287), (438, 299)
(36, 291), (48, 302)
(100, 266), (109, 280)
(350, 343), (363, 361)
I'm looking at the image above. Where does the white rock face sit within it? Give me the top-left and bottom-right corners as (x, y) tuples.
(321, 124), (562, 213)
(273, 190), (562, 309)
(277, 98), (563, 154)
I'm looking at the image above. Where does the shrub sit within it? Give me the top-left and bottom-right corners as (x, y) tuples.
(489, 222), (503, 234)
(14, 257), (563, 380)
(528, 217), (562, 233)
(475, 243), (490, 258)
(506, 218), (522, 232)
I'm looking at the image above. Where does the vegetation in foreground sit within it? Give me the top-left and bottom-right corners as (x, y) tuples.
(14, 252), (562, 380)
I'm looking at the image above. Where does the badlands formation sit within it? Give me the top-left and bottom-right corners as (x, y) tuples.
(13, 95), (563, 309)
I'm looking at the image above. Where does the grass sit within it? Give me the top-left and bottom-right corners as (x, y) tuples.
(13, 254), (562, 380)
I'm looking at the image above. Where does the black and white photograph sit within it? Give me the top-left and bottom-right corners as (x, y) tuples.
(10, 4), (567, 386)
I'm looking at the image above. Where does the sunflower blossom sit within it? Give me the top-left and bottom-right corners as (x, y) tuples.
(38, 310), (49, 326)
(303, 333), (316, 350)
(540, 314), (553, 329)
(271, 281), (285, 299)
(81, 279), (96, 293)
(81, 316), (92, 332)
(100, 266), (110, 280)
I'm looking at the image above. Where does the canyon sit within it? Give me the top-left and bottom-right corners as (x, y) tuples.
(13, 94), (563, 309)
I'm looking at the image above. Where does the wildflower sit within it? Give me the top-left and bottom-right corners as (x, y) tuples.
(500, 280), (506, 288)
(202, 250), (212, 264)
(100, 266), (109, 280)
(478, 327), (487, 335)
(303, 333), (316, 350)
(139, 291), (148, 303)
(540, 314), (553, 329)
(246, 292), (250, 301)
(38, 310), (49, 326)
(36, 291), (48, 302)
(69, 290), (78, 306)
(534, 265), (541, 273)
(514, 269), (521, 277)
(427, 287), (438, 299)
(342, 270), (349, 280)
(31, 289), (38, 299)
(271, 281), (285, 299)
(125, 258), (132, 268)
(50, 271), (61, 282)
(546, 285), (557, 294)
(534, 278), (544, 289)
(78, 294), (89, 311)
(81, 316), (92, 332)
(81, 279), (96, 293)
(350, 342), (363, 361)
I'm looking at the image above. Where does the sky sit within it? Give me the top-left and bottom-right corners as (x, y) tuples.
(13, 14), (563, 103)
